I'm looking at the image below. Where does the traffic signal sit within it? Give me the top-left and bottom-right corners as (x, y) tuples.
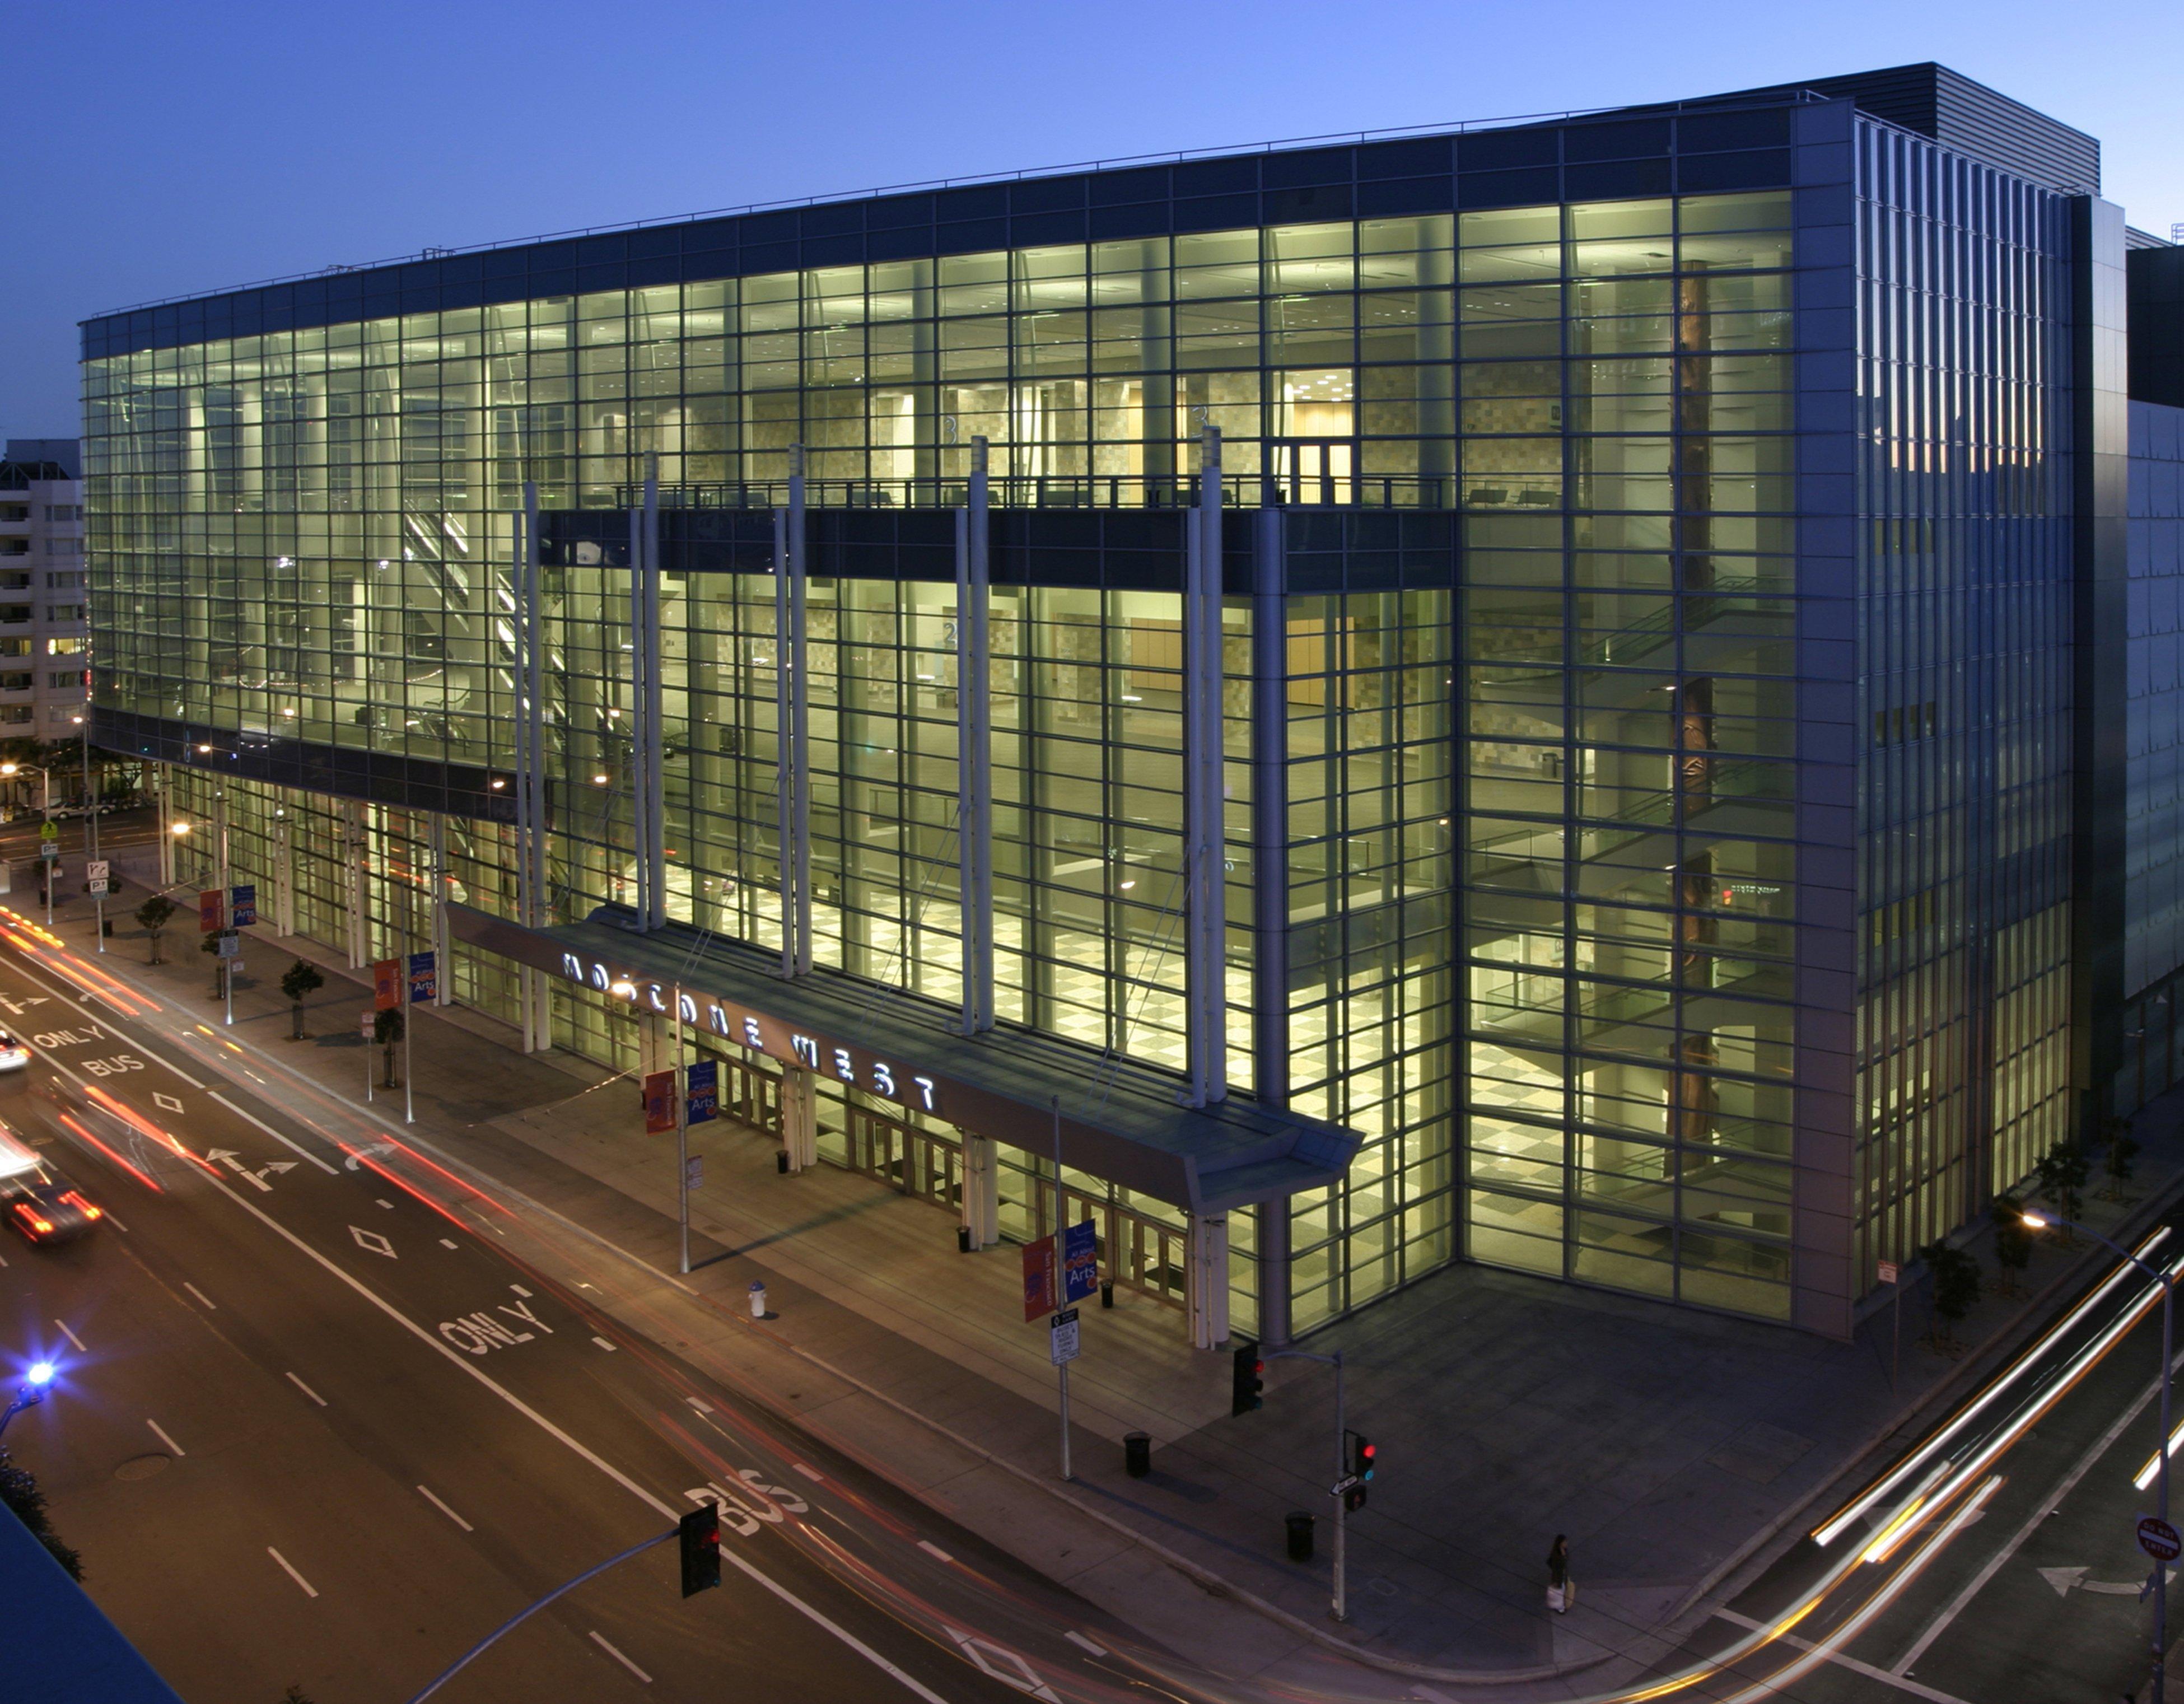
(1343, 1429), (1376, 1510)
(678, 1505), (721, 1597)
(1230, 1340), (1264, 1417)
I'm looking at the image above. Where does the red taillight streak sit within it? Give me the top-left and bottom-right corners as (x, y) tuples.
(55, 1113), (164, 1193)
(81, 1085), (211, 1171)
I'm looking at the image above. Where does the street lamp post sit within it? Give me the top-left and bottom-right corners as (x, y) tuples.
(0, 1362), (56, 1440)
(2027, 1210), (2175, 1701)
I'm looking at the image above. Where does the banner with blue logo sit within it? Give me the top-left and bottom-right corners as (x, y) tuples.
(686, 1058), (718, 1124)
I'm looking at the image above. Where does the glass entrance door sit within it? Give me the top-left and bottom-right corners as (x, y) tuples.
(1270, 438), (1355, 506)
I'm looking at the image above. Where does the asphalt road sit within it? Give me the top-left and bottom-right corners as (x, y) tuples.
(0, 930), (1183, 1704)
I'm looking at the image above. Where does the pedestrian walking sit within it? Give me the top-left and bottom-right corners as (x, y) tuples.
(1547, 1534), (1572, 1614)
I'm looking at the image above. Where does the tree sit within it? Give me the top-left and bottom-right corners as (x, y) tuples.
(1990, 1194), (2034, 1297)
(279, 960), (324, 1041)
(1921, 1239), (1982, 1351)
(0, 1445), (82, 1581)
(2105, 1122), (2141, 1201)
(2034, 1138), (2090, 1242)
(135, 895), (176, 964)
(374, 1007), (404, 1089)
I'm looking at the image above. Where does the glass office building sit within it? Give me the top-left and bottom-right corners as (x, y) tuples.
(82, 64), (2159, 1339)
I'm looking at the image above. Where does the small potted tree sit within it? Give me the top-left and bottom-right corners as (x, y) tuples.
(280, 959), (324, 1041)
(1990, 1194), (2033, 1297)
(1920, 1239), (1982, 1353)
(136, 894), (176, 964)
(2034, 1138), (2090, 1244)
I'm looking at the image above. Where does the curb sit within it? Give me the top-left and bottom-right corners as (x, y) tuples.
(54, 911), (2164, 1691)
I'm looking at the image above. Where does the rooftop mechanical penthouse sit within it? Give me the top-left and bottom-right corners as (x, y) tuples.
(80, 63), (2184, 1342)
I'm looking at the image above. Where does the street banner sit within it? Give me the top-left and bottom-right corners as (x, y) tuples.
(199, 889), (223, 933)
(408, 950), (437, 1004)
(1062, 1218), (1099, 1304)
(1021, 1236), (1057, 1323)
(642, 1069), (678, 1135)
(686, 1057), (718, 1125)
(372, 958), (402, 1010)
(230, 883), (257, 927)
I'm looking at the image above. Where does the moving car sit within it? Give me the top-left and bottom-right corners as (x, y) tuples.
(0, 1031), (29, 1072)
(0, 1124), (102, 1245)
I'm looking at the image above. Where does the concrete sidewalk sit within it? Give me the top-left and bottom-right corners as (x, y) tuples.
(36, 888), (2184, 1689)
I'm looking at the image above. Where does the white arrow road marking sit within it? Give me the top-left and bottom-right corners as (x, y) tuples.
(2038, 1563), (2174, 1596)
(349, 1225), (396, 1259)
(206, 1149), (273, 1192)
(344, 1142), (396, 1171)
(943, 1628), (1061, 1702)
(153, 1091), (184, 1113)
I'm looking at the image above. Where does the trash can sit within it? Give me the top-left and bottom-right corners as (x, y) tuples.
(1099, 1278), (1114, 1309)
(776, 1151), (790, 1174)
(1285, 1510), (1314, 1563)
(1124, 1431), (1151, 1478)
(749, 1281), (767, 1319)
(956, 1225), (973, 1254)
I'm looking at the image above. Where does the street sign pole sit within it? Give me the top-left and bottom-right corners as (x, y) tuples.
(1051, 1094), (1071, 1483)
(1878, 1259), (1902, 1393)
(1332, 1347), (1347, 1625)
(402, 950), (414, 1126)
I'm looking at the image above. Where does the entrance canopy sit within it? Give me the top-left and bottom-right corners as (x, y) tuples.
(447, 902), (1358, 1215)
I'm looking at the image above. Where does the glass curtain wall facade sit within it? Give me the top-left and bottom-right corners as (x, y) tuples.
(1851, 124), (2076, 1274)
(83, 82), (2105, 1337)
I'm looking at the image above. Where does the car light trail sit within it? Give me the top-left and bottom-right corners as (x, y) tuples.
(1814, 1226), (2171, 1546)
(55, 1112), (164, 1193)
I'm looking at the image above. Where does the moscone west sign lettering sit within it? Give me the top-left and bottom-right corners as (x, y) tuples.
(556, 952), (939, 1115)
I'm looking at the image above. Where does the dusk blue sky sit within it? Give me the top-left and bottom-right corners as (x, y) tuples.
(7, 0), (2178, 437)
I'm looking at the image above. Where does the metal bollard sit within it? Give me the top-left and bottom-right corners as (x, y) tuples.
(1124, 1431), (1151, 1478)
(749, 1281), (767, 1319)
(1285, 1510), (1314, 1562)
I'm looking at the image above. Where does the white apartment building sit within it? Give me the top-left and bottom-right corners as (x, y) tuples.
(0, 438), (89, 778)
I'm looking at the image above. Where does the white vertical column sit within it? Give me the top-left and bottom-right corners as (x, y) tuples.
(343, 799), (368, 969)
(772, 505), (796, 977)
(781, 1066), (817, 1171)
(956, 435), (993, 1034)
(1187, 1212), (1230, 1350)
(627, 498), (650, 930)
(1183, 426), (1228, 1107)
(961, 1132), (999, 1248)
(157, 768), (174, 887)
(641, 459), (666, 930)
(272, 811), (296, 937)
(788, 445), (812, 977)
(428, 810), (451, 1005)
(520, 482), (553, 1051)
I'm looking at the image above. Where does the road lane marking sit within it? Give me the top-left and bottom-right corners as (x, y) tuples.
(1715, 1608), (1970, 1704)
(1888, 1344), (2180, 1674)
(153, 1091), (185, 1112)
(208, 1091), (340, 1174)
(792, 1462), (824, 1483)
(350, 1226), (396, 1258)
(286, 1372), (328, 1407)
(104, 1212), (128, 1233)
(510, 1284), (532, 1297)
(440, 1238), (459, 1249)
(183, 1282), (216, 1310)
(917, 1540), (953, 1563)
(418, 1485), (474, 1531)
(592, 1336), (618, 1352)
(587, 1631), (651, 1683)
(146, 1418), (184, 1456)
(268, 1547), (319, 1599)
(54, 1319), (86, 1352)
(169, 1108), (958, 1704)
(685, 1397), (713, 1416)
(376, 1198), (394, 1210)
(1065, 1631), (1107, 1658)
